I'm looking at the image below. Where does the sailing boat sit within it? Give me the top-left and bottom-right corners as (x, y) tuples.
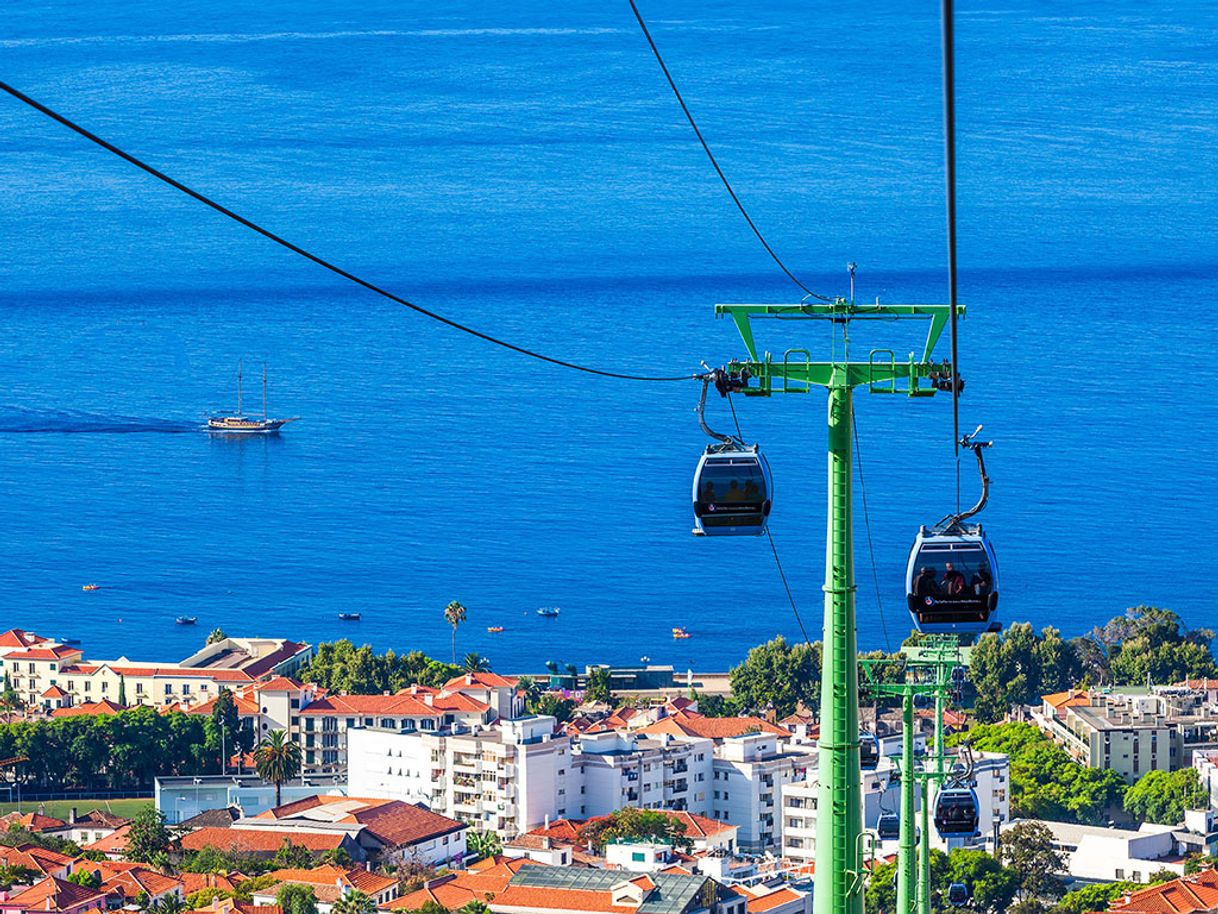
(207, 361), (299, 434)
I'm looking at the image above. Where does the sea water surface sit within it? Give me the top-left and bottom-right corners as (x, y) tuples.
(1, 1), (1216, 670)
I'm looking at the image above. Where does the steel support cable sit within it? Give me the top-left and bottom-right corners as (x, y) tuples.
(941, 0), (963, 509)
(0, 80), (696, 384)
(726, 393), (813, 645)
(626, 0), (833, 303)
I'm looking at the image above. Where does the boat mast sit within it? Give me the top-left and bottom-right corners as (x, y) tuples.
(262, 363), (268, 420)
(237, 360), (243, 416)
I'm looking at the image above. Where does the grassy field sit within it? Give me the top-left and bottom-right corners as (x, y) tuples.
(0, 798), (152, 820)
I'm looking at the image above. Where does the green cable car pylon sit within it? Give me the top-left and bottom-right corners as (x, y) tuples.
(714, 295), (962, 914)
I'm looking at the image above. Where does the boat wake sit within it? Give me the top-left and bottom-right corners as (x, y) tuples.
(0, 407), (200, 434)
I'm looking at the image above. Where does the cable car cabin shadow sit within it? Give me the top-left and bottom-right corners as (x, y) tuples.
(906, 525), (1000, 635)
(691, 445), (772, 537)
(934, 786), (981, 838)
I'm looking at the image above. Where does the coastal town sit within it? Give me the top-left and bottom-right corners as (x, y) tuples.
(3, 611), (1218, 914)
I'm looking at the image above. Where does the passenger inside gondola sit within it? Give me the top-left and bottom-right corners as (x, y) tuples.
(971, 566), (992, 595)
(913, 566), (938, 597)
(942, 562), (967, 596)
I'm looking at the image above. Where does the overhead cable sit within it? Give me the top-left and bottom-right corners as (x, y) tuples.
(626, 0), (833, 303)
(0, 80), (697, 384)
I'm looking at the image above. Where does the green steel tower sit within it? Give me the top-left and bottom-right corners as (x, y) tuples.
(716, 297), (961, 914)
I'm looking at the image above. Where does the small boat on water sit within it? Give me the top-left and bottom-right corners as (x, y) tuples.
(207, 362), (298, 434)
(537, 607), (560, 618)
(487, 626), (505, 633)
(673, 627), (691, 639)
(640, 655), (650, 663)
(60, 637), (81, 645)
(338, 612), (361, 621)
(82, 584), (100, 592)
(176, 616), (197, 625)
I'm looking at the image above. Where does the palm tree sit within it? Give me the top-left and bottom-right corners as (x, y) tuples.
(254, 730), (302, 808)
(458, 903), (491, 914)
(462, 652), (490, 674)
(465, 830), (502, 861)
(332, 891), (377, 914)
(444, 600), (467, 664)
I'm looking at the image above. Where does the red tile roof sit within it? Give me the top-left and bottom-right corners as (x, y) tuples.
(180, 828), (348, 854)
(443, 672), (519, 691)
(636, 711), (788, 739)
(180, 872), (248, 896)
(83, 823), (132, 855)
(298, 687), (488, 718)
(96, 865), (183, 899)
(1108, 867), (1218, 913)
(740, 887), (806, 913)
(0, 844), (76, 875)
(40, 685), (70, 699)
(0, 812), (67, 832)
(257, 797), (465, 848)
(5, 645), (83, 661)
(1043, 690), (1092, 711)
(240, 641), (309, 679)
(386, 857), (541, 911)
(0, 629), (46, 648)
(52, 699), (126, 718)
(3, 875), (106, 911)
(256, 677), (304, 692)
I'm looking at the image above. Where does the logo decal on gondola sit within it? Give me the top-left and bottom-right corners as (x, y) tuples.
(924, 597), (936, 606)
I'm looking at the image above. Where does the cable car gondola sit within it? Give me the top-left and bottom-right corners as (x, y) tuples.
(934, 786), (980, 838)
(946, 883), (970, 908)
(906, 429), (1000, 635)
(860, 731), (880, 769)
(876, 812), (900, 841)
(691, 369), (772, 537)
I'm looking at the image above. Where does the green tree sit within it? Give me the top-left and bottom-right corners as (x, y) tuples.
(417, 902), (450, 914)
(118, 674), (127, 707)
(695, 693), (740, 717)
(254, 730), (302, 808)
(968, 624), (1083, 723)
(211, 688), (240, 773)
(954, 723), (1125, 823)
(584, 667), (613, 704)
(729, 636), (821, 718)
(444, 601), (468, 665)
(125, 807), (172, 864)
(206, 628), (227, 645)
(186, 888), (232, 909)
(529, 693), (576, 724)
(332, 891), (377, 914)
(1124, 768), (1208, 824)
(1001, 821), (1066, 904)
(276, 884), (319, 914)
(462, 653), (490, 674)
(579, 808), (692, 853)
(67, 868), (102, 889)
(457, 904), (490, 914)
(272, 836), (316, 869)
(233, 875), (279, 902)
(945, 849), (1019, 914)
(1051, 881), (1138, 914)
(466, 830), (503, 861)
(1093, 606), (1218, 685)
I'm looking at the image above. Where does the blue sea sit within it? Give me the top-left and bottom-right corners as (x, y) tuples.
(1, 1), (1216, 671)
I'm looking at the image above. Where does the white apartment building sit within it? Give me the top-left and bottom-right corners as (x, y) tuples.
(781, 756), (905, 865)
(0, 629), (311, 711)
(574, 731), (714, 819)
(711, 732), (815, 853)
(347, 715), (571, 837)
(1008, 819), (1186, 884)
